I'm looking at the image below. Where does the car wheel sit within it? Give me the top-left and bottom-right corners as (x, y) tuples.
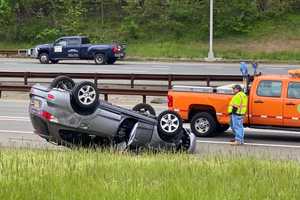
(72, 81), (99, 110)
(132, 103), (156, 116)
(50, 75), (75, 90)
(94, 53), (106, 65)
(157, 110), (183, 141)
(50, 59), (59, 64)
(39, 53), (50, 64)
(176, 129), (194, 153)
(190, 112), (217, 137)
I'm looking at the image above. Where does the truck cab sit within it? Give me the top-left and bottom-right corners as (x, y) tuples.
(249, 73), (300, 129)
(168, 70), (300, 137)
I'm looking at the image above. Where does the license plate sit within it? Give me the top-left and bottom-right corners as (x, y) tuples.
(115, 53), (124, 57)
(32, 99), (41, 109)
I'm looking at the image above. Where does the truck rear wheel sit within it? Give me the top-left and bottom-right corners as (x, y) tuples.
(94, 53), (106, 65)
(191, 112), (217, 137)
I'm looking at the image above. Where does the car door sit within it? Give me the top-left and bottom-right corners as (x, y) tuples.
(250, 80), (283, 126)
(52, 39), (67, 58)
(283, 81), (300, 127)
(65, 38), (81, 59)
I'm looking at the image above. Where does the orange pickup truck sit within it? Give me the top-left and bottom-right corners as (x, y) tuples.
(168, 70), (300, 137)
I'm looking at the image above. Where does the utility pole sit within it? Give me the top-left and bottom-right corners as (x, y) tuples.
(207, 0), (215, 61)
(101, 0), (104, 25)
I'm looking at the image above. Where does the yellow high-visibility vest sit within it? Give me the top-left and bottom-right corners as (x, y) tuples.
(227, 91), (248, 115)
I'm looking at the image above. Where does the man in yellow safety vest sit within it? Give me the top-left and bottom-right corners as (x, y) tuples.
(228, 84), (248, 145)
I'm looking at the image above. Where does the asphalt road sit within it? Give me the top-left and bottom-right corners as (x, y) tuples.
(0, 58), (300, 75)
(1, 99), (300, 160)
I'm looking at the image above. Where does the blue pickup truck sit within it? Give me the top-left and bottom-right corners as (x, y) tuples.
(28, 36), (125, 65)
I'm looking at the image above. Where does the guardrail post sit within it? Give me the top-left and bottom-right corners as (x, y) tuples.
(24, 72), (28, 85)
(143, 95), (146, 103)
(131, 74), (135, 88)
(104, 94), (108, 101)
(94, 74), (98, 86)
(0, 83), (1, 98)
(206, 77), (210, 86)
(168, 75), (172, 89)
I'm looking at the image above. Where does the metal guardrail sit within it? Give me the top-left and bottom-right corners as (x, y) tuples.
(0, 49), (27, 57)
(0, 71), (249, 103)
(0, 71), (247, 88)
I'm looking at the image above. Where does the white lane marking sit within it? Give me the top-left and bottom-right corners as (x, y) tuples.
(244, 128), (300, 135)
(197, 140), (300, 149)
(0, 116), (30, 121)
(0, 130), (33, 134)
(0, 99), (29, 103)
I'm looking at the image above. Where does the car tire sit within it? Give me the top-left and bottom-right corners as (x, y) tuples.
(50, 75), (75, 90)
(39, 53), (50, 64)
(94, 53), (106, 65)
(190, 112), (217, 137)
(157, 110), (183, 141)
(176, 129), (193, 153)
(132, 103), (156, 116)
(50, 59), (59, 64)
(71, 81), (99, 110)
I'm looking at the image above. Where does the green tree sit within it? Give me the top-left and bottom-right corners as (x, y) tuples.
(60, 0), (87, 35)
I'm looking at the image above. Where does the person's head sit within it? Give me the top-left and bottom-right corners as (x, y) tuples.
(232, 84), (242, 94)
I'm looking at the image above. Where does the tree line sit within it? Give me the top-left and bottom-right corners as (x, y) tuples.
(0, 0), (299, 44)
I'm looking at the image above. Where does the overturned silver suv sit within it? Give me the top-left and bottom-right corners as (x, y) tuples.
(29, 76), (196, 152)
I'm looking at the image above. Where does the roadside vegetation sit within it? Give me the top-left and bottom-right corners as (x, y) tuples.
(0, 0), (299, 61)
(0, 148), (299, 200)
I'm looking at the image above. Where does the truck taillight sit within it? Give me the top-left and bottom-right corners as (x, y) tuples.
(168, 95), (173, 108)
(112, 47), (119, 53)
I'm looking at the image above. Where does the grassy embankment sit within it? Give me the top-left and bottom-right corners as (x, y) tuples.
(0, 149), (299, 200)
(1, 14), (299, 61)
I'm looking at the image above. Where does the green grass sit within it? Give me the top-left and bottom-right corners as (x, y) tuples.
(0, 149), (299, 200)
